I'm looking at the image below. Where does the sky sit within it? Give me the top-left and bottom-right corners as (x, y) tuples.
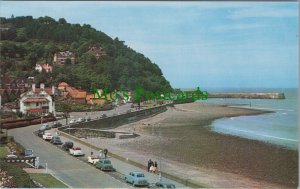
(0, 2), (298, 89)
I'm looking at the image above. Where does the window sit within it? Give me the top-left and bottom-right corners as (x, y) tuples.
(36, 102), (39, 106)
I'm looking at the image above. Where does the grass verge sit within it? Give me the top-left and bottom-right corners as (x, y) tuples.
(0, 145), (9, 157)
(29, 173), (68, 188)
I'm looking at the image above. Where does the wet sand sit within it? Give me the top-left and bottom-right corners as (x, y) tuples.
(86, 102), (298, 188)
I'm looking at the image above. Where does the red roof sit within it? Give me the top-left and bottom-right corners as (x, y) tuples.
(23, 98), (49, 103)
(72, 147), (81, 150)
(27, 108), (44, 113)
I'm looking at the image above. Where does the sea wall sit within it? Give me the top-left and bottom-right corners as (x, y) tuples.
(64, 105), (168, 130)
(208, 93), (285, 99)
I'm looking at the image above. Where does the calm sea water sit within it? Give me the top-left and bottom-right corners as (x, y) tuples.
(201, 88), (298, 150)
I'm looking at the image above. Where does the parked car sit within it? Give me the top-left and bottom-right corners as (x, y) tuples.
(125, 171), (149, 187)
(85, 116), (91, 122)
(69, 147), (84, 156)
(95, 159), (115, 171)
(69, 119), (76, 124)
(6, 154), (18, 158)
(42, 123), (51, 130)
(25, 149), (34, 157)
(62, 141), (74, 151)
(100, 114), (107, 118)
(39, 125), (47, 132)
(77, 117), (84, 123)
(149, 181), (176, 188)
(37, 130), (45, 137)
(87, 156), (100, 165)
(50, 136), (63, 145)
(52, 121), (62, 128)
(42, 132), (53, 141)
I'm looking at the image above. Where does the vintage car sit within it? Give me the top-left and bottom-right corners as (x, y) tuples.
(50, 136), (63, 145)
(37, 130), (45, 137)
(52, 121), (62, 128)
(87, 156), (100, 165)
(95, 159), (115, 171)
(42, 123), (51, 130)
(42, 132), (53, 141)
(125, 171), (148, 187)
(69, 119), (76, 124)
(62, 141), (74, 151)
(77, 117), (84, 123)
(69, 147), (84, 156)
(149, 181), (176, 188)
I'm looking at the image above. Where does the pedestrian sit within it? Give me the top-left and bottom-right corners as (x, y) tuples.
(103, 148), (108, 159)
(147, 159), (152, 172)
(154, 161), (158, 173)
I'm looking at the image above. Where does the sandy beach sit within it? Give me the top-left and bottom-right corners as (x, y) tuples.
(83, 102), (298, 188)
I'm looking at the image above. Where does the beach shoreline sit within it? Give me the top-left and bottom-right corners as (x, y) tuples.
(82, 102), (297, 188)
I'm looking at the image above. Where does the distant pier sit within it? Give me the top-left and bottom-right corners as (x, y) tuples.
(207, 93), (285, 99)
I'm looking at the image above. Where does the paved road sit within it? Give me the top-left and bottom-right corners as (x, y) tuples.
(54, 131), (187, 188)
(9, 103), (186, 188)
(9, 124), (132, 188)
(66, 103), (133, 124)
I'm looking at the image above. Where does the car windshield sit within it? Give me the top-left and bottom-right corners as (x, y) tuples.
(136, 173), (145, 177)
(104, 160), (111, 164)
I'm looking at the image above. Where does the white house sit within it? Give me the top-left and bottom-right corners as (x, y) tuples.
(19, 84), (55, 115)
(35, 64), (43, 72)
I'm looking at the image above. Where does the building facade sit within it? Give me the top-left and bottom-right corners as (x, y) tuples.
(19, 84), (55, 115)
(53, 51), (76, 64)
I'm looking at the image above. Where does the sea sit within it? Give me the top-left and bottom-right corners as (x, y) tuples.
(200, 88), (298, 150)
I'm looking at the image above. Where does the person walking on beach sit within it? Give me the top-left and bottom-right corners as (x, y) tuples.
(147, 159), (153, 172)
(154, 161), (158, 173)
(103, 149), (108, 159)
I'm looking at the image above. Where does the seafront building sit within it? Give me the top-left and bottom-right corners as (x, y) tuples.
(19, 84), (55, 115)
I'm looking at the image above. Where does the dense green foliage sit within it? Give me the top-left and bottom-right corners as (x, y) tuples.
(0, 16), (171, 92)
(56, 101), (112, 112)
(0, 161), (37, 188)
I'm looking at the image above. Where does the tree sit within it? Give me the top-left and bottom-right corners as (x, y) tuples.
(59, 102), (72, 124)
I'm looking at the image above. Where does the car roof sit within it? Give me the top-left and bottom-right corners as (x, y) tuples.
(131, 171), (144, 174)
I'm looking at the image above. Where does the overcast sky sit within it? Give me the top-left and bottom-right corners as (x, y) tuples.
(1, 2), (298, 89)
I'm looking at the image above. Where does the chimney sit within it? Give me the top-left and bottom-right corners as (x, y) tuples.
(40, 83), (45, 90)
(32, 83), (36, 92)
(52, 86), (55, 95)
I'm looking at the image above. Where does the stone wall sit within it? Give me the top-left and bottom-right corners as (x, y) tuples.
(65, 105), (167, 130)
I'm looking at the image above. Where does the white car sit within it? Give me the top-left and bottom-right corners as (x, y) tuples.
(69, 147), (84, 156)
(77, 117), (84, 123)
(6, 154), (18, 158)
(87, 156), (100, 165)
(42, 132), (53, 141)
(69, 119), (76, 124)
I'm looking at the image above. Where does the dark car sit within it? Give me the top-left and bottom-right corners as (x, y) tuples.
(100, 114), (107, 118)
(95, 159), (115, 171)
(37, 129), (45, 137)
(51, 136), (63, 145)
(62, 141), (74, 151)
(52, 121), (62, 128)
(149, 181), (176, 188)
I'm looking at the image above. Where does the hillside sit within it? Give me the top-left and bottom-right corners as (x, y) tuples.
(0, 16), (171, 92)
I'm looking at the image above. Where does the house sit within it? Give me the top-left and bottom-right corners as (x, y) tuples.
(35, 64), (53, 73)
(19, 83), (55, 115)
(57, 82), (86, 104)
(53, 51), (76, 64)
(87, 47), (107, 59)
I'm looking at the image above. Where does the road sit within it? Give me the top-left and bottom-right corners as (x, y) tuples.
(9, 104), (187, 188)
(9, 124), (132, 188)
